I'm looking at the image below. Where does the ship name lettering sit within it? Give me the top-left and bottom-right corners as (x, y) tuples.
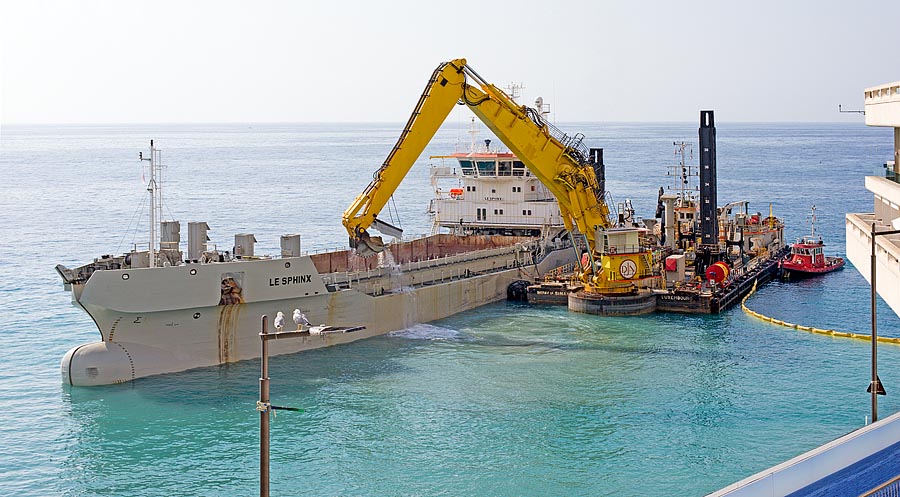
(269, 274), (312, 286)
(662, 295), (692, 302)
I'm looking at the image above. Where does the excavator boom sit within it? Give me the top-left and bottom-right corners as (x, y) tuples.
(342, 59), (468, 256)
(342, 58), (628, 290)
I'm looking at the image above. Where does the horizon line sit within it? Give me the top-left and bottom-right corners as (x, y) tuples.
(0, 119), (868, 127)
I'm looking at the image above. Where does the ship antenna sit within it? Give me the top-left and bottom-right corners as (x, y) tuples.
(139, 140), (162, 268)
(810, 205), (817, 239)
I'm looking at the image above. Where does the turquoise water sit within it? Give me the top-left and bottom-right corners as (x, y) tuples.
(2, 121), (900, 496)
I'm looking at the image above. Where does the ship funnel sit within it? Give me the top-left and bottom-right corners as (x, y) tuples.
(281, 234), (302, 257)
(188, 222), (210, 261)
(234, 233), (257, 258)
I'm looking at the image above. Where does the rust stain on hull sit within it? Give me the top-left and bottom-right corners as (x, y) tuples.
(216, 304), (242, 363)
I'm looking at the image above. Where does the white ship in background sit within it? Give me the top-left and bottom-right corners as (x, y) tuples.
(56, 141), (574, 386)
(428, 96), (566, 238)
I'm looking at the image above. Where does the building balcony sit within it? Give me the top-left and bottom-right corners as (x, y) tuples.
(865, 81), (900, 127)
(846, 194), (900, 317)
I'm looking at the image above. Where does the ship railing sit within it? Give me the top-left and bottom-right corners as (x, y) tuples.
(630, 276), (665, 290)
(599, 245), (648, 256)
(430, 211), (565, 228)
(524, 106), (590, 166)
(323, 242), (535, 292)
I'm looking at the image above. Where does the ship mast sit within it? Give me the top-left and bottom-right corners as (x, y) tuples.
(669, 141), (696, 202)
(139, 140), (162, 268)
(809, 204), (818, 239)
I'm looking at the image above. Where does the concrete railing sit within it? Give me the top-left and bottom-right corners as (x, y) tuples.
(865, 82), (900, 104)
(864, 81), (900, 127)
(846, 211), (900, 317)
(706, 411), (900, 497)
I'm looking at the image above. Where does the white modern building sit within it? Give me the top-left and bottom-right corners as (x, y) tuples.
(846, 80), (900, 317)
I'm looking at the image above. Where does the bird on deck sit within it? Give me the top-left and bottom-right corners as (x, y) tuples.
(293, 308), (311, 330)
(274, 311), (285, 332)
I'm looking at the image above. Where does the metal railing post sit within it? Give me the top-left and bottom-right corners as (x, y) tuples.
(868, 223), (900, 422)
(871, 222), (879, 423)
(259, 315), (270, 497)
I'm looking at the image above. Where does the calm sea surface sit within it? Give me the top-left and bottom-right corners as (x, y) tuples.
(1, 121), (899, 496)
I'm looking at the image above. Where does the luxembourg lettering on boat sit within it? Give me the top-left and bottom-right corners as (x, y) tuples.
(269, 274), (312, 286)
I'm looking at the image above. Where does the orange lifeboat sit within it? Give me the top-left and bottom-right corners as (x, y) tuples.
(449, 188), (464, 199)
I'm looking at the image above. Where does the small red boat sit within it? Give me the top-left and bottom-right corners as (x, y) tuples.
(780, 206), (845, 280)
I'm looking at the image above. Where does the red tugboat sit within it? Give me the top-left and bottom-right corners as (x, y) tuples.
(780, 205), (845, 280)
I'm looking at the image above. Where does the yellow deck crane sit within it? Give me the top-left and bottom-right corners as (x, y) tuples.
(342, 58), (655, 295)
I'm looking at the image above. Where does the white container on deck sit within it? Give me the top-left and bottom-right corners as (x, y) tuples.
(160, 221), (180, 251)
(234, 233), (257, 257)
(281, 234), (302, 257)
(187, 222), (210, 261)
(666, 254), (686, 286)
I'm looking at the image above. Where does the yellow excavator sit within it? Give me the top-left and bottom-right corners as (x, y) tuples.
(342, 58), (654, 295)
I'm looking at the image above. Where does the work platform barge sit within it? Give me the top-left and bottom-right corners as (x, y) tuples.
(523, 111), (788, 315)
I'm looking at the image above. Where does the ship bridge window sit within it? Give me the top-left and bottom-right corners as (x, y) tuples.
(498, 161), (512, 176)
(513, 161), (526, 176)
(459, 160), (475, 175)
(477, 161), (496, 176)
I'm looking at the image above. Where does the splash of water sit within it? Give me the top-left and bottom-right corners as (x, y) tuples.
(388, 323), (462, 341)
(378, 247), (405, 294)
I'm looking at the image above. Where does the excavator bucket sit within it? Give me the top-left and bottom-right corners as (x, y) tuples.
(351, 231), (385, 257)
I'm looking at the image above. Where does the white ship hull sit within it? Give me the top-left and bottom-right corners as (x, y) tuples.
(61, 235), (575, 386)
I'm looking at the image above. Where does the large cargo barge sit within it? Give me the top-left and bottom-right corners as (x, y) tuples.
(56, 141), (574, 386)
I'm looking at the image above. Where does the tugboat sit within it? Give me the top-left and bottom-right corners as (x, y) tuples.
(780, 205), (845, 280)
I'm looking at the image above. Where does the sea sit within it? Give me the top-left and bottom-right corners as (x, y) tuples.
(1, 119), (899, 496)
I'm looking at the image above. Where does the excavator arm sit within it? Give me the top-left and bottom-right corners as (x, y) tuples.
(342, 59), (469, 256)
(342, 58), (613, 284)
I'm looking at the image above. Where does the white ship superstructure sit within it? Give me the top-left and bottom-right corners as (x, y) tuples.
(428, 111), (566, 237)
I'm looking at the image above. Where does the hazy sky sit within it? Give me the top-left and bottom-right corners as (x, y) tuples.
(2, 0), (897, 124)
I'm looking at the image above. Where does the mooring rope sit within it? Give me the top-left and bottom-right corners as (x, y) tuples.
(741, 280), (900, 345)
